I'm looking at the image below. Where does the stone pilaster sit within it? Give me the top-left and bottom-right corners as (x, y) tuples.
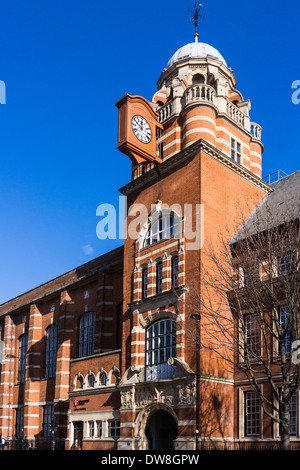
(0, 314), (16, 441)
(23, 304), (43, 440)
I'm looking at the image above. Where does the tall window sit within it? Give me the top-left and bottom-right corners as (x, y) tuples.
(43, 405), (55, 437)
(18, 334), (28, 383)
(278, 388), (298, 436)
(144, 211), (180, 248)
(244, 314), (260, 359)
(88, 421), (94, 438)
(279, 306), (293, 354)
(142, 268), (148, 299)
(96, 420), (102, 438)
(171, 256), (179, 288)
(231, 138), (242, 164)
(278, 252), (297, 276)
(290, 393), (298, 436)
(45, 324), (58, 378)
(245, 391), (260, 436)
(156, 262), (163, 294)
(15, 407), (24, 439)
(79, 312), (95, 358)
(145, 319), (176, 381)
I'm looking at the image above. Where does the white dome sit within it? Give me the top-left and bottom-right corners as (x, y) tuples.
(167, 41), (227, 68)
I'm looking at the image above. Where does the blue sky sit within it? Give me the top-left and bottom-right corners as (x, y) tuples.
(0, 0), (299, 303)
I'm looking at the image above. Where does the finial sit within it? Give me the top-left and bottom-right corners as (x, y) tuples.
(188, 2), (205, 42)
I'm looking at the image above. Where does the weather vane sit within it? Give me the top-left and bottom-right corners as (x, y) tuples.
(188, 2), (205, 41)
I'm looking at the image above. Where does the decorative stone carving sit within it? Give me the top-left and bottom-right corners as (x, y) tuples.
(120, 389), (135, 410)
(178, 382), (196, 406)
(126, 380), (196, 410)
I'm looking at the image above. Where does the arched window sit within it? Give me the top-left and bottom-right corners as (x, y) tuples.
(99, 372), (107, 386)
(145, 319), (176, 381)
(75, 373), (84, 389)
(88, 373), (95, 388)
(78, 312), (95, 358)
(143, 211), (180, 248)
(18, 334), (28, 383)
(45, 324), (58, 378)
(192, 74), (205, 85)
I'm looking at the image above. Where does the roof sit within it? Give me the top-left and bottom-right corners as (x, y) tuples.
(230, 170), (300, 244)
(167, 41), (227, 69)
(0, 245), (124, 315)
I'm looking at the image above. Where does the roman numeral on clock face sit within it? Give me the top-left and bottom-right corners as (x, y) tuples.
(131, 115), (152, 144)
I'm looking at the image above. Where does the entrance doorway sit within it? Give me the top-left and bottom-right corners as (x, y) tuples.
(73, 421), (83, 449)
(145, 410), (178, 450)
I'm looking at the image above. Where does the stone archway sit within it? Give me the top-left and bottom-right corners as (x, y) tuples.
(135, 403), (178, 450)
(146, 410), (178, 450)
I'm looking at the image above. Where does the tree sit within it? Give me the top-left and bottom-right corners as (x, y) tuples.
(186, 199), (300, 450)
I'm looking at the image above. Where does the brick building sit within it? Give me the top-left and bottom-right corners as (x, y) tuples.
(0, 33), (298, 450)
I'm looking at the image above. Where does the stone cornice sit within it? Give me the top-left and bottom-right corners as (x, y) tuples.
(119, 139), (273, 196)
(0, 249), (123, 316)
(128, 285), (187, 311)
(156, 56), (237, 91)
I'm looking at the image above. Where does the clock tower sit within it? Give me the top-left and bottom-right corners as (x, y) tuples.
(116, 94), (164, 179)
(116, 19), (272, 450)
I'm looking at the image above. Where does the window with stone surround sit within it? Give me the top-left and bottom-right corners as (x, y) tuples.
(142, 267), (148, 299)
(145, 318), (176, 381)
(171, 256), (179, 288)
(244, 314), (261, 360)
(96, 420), (102, 438)
(17, 333), (28, 383)
(45, 324), (58, 378)
(231, 138), (242, 164)
(43, 404), (55, 437)
(278, 388), (298, 436)
(143, 211), (180, 248)
(244, 390), (260, 436)
(78, 312), (95, 358)
(156, 262), (163, 294)
(108, 419), (120, 438)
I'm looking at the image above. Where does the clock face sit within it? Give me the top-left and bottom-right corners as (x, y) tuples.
(131, 115), (152, 144)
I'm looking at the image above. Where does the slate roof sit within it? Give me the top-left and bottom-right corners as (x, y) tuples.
(230, 170), (300, 244)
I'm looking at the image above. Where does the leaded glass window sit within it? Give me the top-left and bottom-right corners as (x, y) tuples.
(244, 314), (260, 359)
(145, 319), (176, 381)
(108, 420), (120, 438)
(143, 212), (180, 248)
(78, 312), (95, 358)
(18, 334), (28, 383)
(142, 268), (148, 299)
(172, 256), (179, 288)
(45, 324), (58, 378)
(156, 262), (163, 294)
(43, 405), (55, 437)
(245, 391), (260, 436)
